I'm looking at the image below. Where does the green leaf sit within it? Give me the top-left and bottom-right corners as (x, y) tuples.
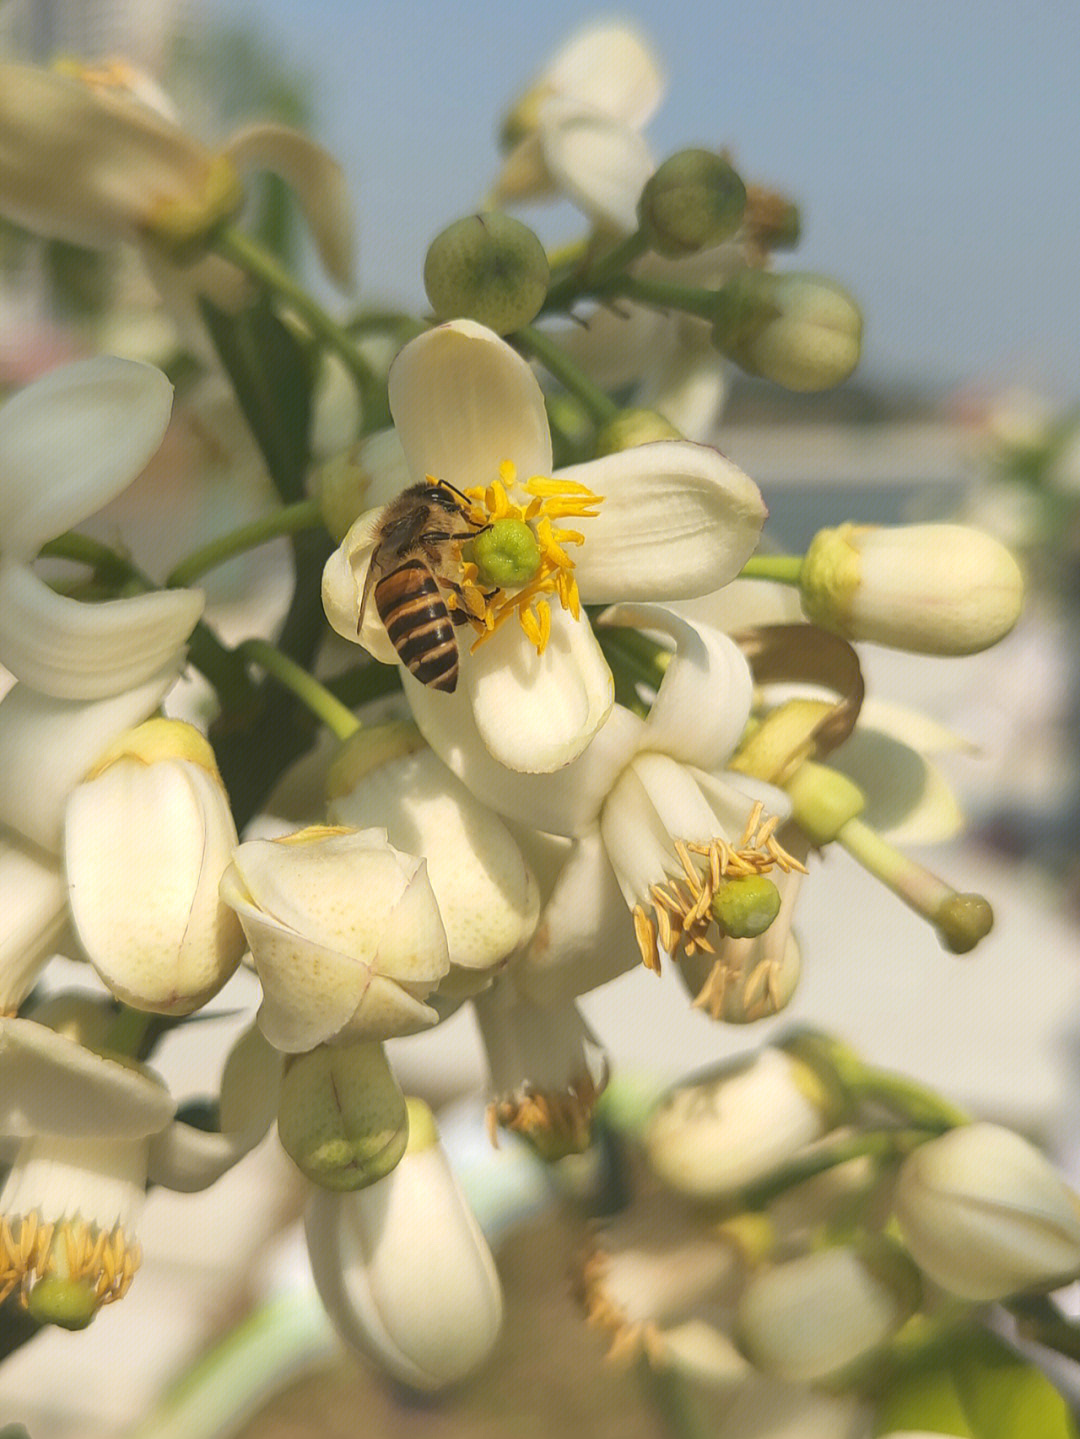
(874, 1329), (1079, 1438)
(199, 295), (314, 503)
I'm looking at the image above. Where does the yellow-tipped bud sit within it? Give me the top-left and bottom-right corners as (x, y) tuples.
(716, 271), (862, 391)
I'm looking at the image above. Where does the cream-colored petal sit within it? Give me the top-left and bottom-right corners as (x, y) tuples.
(0, 835), (68, 1014)
(0, 357), (173, 558)
(374, 861), (454, 985)
(463, 604), (614, 773)
(538, 97), (655, 233)
(542, 20), (665, 127)
(0, 1016), (175, 1139)
(407, 678), (642, 836)
(636, 320), (730, 443)
(321, 507), (402, 665)
(225, 123), (354, 289)
(0, 666), (179, 854)
(601, 602), (754, 770)
(551, 303), (668, 392)
(340, 972), (442, 1043)
(561, 441), (766, 602)
(665, 575), (803, 632)
(146, 1026), (282, 1191)
(600, 756), (717, 909)
(513, 828), (639, 1006)
(855, 696), (976, 755)
(0, 560), (203, 700)
(387, 320), (552, 490)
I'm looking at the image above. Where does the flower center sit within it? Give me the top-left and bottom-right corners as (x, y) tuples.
(486, 1066), (606, 1162)
(0, 1210), (141, 1319)
(631, 801), (807, 974)
(443, 460), (603, 656)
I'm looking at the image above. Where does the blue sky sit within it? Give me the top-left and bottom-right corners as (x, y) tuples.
(216, 0), (1079, 398)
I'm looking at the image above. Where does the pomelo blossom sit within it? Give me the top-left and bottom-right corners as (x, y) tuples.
(323, 321), (766, 774)
(492, 20), (664, 232)
(0, 1017), (280, 1326)
(0, 357), (204, 699)
(0, 832), (69, 1015)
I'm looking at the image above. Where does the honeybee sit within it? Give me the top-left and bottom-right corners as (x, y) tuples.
(359, 481), (486, 693)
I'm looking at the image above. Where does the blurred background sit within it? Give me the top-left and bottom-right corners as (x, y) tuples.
(0, 2), (1078, 1434)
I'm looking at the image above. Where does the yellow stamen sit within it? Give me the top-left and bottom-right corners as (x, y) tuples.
(0, 1213), (141, 1311)
(486, 1067), (605, 1160)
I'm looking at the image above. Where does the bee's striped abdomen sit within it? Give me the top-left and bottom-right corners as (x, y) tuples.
(375, 559), (459, 692)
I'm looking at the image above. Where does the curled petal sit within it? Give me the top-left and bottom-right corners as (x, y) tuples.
(387, 320), (552, 491)
(0, 1016), (175, 1140)
(321, 508), (399, 664)
(540, 21), (665, 127)
(0, 357), (173, 558)
(563, 441), (766, 603)
(539, 98), (655, 233)
(0, 560), (203, 700)
(225, 123), (354, 289)
(601, 602), (754, 770)
(0, 835), (69, 1014)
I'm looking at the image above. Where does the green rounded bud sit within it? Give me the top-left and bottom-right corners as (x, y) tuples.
(26, 1276), (99, 1330)
(277, 1041), (409, 1191)
(638, 149), (747, 258)
(424, 212), (550, 334)
(710, 874), (782, 937)
(471, 517), (542, 588)
(785, 760), (865, 845)
(936, 892), (994, 954)
(594, 407), (683, 455)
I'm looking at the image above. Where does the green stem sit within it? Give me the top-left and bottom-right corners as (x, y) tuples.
(739, 1127), (936, 1210)
(104, 1005), (157, 1058)
(613, 273), (717, 321)
(513, 324), (619, 425)
(239, 639), (359, 742)
(214, 228), (377, 397)
(1008, 1295), (1080, 1365)
(739, 554), (805, 585)
(166, 499), (323, 587)
(787, 1031), (970, 1130)
(543, 228), (651, 312)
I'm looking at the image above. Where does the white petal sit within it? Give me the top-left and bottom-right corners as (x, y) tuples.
(0, 560), (203, 700)
(542, 21), (665, 126)
(225, 123), (354, 289)
(513, 828), (639, 1005)
(856, 696), (977, 756)
(561, 441), (766, 602)
(0, 666), (179, 854)
(601, 602), (754, 770)
(407, 673), (642, 835)
(0, 1017), (174, 1139)
(0, 1134), (148, 1238)
(666, 575), (803, 632)
(601, 756), (716, 909)
(539, 98), (655, 233)
(637, 320), (730, 443)
(146, 1026), (282, 1191)
(387, 321), (552, 490)
(0, 834), (68, 1013)
(0, 357), (173, 558)
(830, 726), (964, 846)
(552, 303), (667, 392)
(321, 508), (400, 665)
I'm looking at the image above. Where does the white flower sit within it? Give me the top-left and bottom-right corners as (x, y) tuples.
(325, 724), (539, 985)
(220, 825), (450, 1051)
(323, 321), (765, 773)
(0, 357), (204, 699)
(305, 1098), (503, 1390)
(0, 62), (353, 286)
(735, 1242), (920, 1383)
(64, 718), (245, 1015)
(492, 21), (664, 232)
(0, 831), (69, 1015)
(893, 1122), (1080, 1301)
(0, 1017), (279, 1324)
(646, 1048), (836, 1201)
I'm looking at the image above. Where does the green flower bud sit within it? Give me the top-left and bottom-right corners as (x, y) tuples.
(594, 407), (683, 454)
(424, 212), (549, 334)
(638, 149), (747, 258)
(277, 1041), (408, 1191)
(26, 1275), (98, 1330)
(470, 516), (542, 588)
(710, 874), (782, 938)
(714, 271), (862, 391)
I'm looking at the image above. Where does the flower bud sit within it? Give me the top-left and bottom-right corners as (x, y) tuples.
(736, 1239), (921, 1383)
(893, 1122), (1080, 1300)
(638, 149), (747, 258)
(221, 825), (450, 1051)
(594, 407), (683, 454)
(424, 212), (549, 334)
(716, 271), (862, 391)
(305, 1097), (503, 1390)
(646, 1047), (841, 1200)
(64, 718), (245, 1015)
(800, 523), (1025, 655)
(277, 1041), (408, 1191)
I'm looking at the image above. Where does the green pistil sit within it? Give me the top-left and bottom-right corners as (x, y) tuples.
(471, 518), (541, 588)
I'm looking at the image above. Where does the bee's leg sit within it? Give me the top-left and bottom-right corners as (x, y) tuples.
(440, 577), (477, 626)
(419, 527), (483, 544)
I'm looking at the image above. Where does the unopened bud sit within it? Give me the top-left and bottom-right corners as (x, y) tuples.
(277, 1041), (408, 1191)
(595, 407), (683, 454)
(716, 271), (862, 391)
(424, 212), (549, 334)
(800, 523), (1025, 656)
(638, 149), (747, 258)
